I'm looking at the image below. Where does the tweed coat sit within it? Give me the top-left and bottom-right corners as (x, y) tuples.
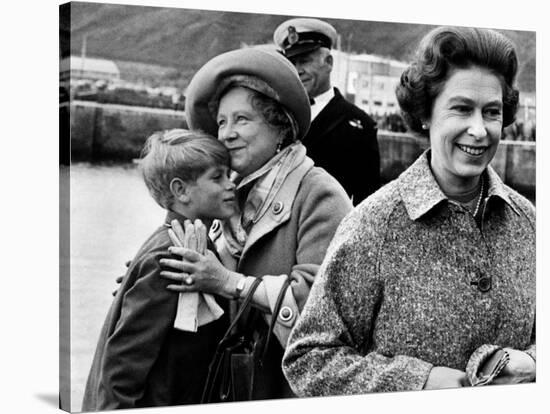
(282, 151), (536, 396)
(211, 153), (352, 398)
(82, 212), (229, 410)
(303, 87), (380, 205)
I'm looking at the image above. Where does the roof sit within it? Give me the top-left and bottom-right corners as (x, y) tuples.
(60, 56), (120, 75)
(350, 53), (408, 68)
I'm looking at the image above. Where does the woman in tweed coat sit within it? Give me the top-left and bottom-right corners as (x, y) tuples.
(282, 26), (535, 394)
(159, 48), (352, 399)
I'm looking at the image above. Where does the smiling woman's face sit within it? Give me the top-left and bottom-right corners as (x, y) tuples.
(427, 65), (504, 193)
(216, 87), (280, 176)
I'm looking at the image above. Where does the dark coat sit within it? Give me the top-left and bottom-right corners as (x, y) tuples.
(82, 212), (229, 411)
(303, 87), (380, 205)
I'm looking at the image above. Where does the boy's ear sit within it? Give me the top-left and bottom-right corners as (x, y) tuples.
(170, 177), (190, 204)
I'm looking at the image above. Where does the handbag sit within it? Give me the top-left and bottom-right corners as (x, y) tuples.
(201, 275), (292, 403)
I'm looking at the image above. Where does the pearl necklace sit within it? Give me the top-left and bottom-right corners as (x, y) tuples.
(472, 176), (485, 217)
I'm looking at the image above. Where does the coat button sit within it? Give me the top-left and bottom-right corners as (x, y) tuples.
(471, 274), (492, 293)
(477, 276), (492, 293)
(279, 306), (293, 322)
(272, 201), (284, 215)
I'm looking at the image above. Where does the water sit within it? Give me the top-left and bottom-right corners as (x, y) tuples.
(68, 164), (165, 411)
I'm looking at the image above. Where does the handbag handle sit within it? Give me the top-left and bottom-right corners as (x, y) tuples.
(260, 275), (292, 362)
(220, 276), (263, 345)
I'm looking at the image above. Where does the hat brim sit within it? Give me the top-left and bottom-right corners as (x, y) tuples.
(284, 43), (323, 59)
(185, 49), (310, 141)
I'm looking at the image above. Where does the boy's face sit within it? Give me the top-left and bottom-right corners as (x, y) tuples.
(186, 165), (236, 220)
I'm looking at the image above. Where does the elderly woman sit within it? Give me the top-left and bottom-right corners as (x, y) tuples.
(282, 26), (535, 395)
(159, 48), (352, 399)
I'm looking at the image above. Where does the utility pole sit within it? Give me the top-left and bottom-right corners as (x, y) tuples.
(80, 34), (87, 78)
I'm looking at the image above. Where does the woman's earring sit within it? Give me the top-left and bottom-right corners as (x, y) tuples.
(421, 123), (429, 130)
(276, 141), (282, 153)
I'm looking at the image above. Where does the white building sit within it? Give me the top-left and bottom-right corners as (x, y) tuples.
(331, 51), (408, 116)
(519, 91), (536, 122)
(241, 43), (409, 116)
(60, 56), (120, 82)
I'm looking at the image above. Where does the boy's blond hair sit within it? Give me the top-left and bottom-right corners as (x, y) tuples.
(140, 129), (229, 209)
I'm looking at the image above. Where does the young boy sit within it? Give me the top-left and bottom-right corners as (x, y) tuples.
(82, 129), (236, 410)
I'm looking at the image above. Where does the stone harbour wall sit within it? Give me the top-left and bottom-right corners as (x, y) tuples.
(63, 102), (535, 199)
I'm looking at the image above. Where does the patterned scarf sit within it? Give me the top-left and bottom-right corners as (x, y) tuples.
(222, 142), (307, 259)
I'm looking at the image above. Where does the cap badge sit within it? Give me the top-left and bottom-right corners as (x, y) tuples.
(349, 119), (364, 129)
(287, 26), (299, 45)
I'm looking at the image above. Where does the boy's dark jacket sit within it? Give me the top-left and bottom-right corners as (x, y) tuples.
(82, 212), (229, 410)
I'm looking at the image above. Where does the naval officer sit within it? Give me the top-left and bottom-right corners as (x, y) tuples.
(274, 18), (381, 205)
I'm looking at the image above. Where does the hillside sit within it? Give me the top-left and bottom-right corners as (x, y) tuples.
(61, 2), (536, 91)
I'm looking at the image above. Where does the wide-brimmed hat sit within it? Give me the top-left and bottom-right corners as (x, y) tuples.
(273, 18), (338, 58)
(185, 48), (311, 140)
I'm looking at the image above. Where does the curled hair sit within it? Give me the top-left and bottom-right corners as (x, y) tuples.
(209, 75), (299, 147)
(395, 26), (520, 136)
(140, 128), (230, 210)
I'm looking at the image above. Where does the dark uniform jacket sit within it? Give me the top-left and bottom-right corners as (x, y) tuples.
(82, 211), (229, 411)
(303, 87), (380, 205)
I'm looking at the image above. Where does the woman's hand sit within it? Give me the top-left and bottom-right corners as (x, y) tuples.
(159, 247), (234, 296)
(424, 366), (469, 390)
(491, 348), (535, 385)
